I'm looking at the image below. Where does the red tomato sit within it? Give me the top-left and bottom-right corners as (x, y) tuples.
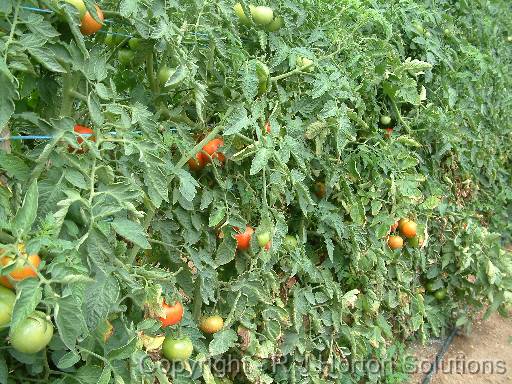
(202, 138), (225, 164)
(188, 152), (205, 171)
(159, 300), (184, 327)
(234, 226), (254, 251)
(80, 5), (104, 36)
(384, 128), (393, 138)
(69, 125), (95, 154)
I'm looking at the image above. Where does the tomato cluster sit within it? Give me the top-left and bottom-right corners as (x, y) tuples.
(187, 137), (226, 171)
(387, 219), (422, 250)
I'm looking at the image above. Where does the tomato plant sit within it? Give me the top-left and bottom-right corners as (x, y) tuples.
(162, 337), (193, 361)
(159, 300), (184, 327)
(0, 0), (511, 382)
(9, 311), (54, 354)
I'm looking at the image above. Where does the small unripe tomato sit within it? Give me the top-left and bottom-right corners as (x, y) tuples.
(128, 38), (141, 50)
(387, 236), (404, 250)
(249, 5), (274, 26)
(158, 66), (174, 85)
(234, 226), (254, 251)
(400, 221), (417, 239)
(10, 311), (54, 354)
(162, 337), (193, 361)
(257, 232), (271, 248)
(80, 5), (104, 36)
(118, 49), (135, 66)
(284, 235), (298, 251)
(159, 300), (184, 327)
(434, 289), (447, 301)
(199, 315), (224, 334)
(0, 286), (15, 327)
(380, 115), (392, 126)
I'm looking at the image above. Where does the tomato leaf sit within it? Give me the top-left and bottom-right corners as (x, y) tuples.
(111, 218), (151, 250)
(13, 180), (38, 236)
(208, 329), (238, 356)
(9, 279), (42, 334)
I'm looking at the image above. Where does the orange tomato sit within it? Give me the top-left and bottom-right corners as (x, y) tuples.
(0, 276), (13, 289)
(159, 300), (184, 327)
(387, 236), (404, 250)
(80, 5), (104, 36)
(202, 138), (225, 164)
(390, 221), (399, 233)
(397, 219), (410, 231)
(0, 252), (41, 282)
(234, 226), (254, 251)
(400, 221), (417, 239)
(188, 152), (205, 171)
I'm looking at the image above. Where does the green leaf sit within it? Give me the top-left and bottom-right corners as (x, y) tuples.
(209, 329), (238, 356)
(223, 106), (249, 135)
(250, 148), (270, 175)
(111, 218), (151, 250)
(13, 180), (38, 236)
(55, 295), (88, 350)
(10, 279), (42, 334)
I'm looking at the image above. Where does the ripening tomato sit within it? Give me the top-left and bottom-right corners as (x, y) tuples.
(199, 315), (224, 334)
(10, 311), (54, 354)
(380, 115), (392, 126)
(387, 236), (404, 250)
(400, 221), (417, 239)
(384, 128), (393, 138)
(249, 5), (274, 25)
(0, 249), (41, 282)
(80, 5), (104, 36)
(159, 300), (184, 327)
(234, 226), (254, 251)
(0, 276), (13, 289)
(64, 0), (86, 17)
(397, 218), (410, 231)
(202, 138), (225, 164)
(0, 286), (16, 327)
(257, 232), (271, 248)
(314, 182), (326, 198)
(264, 121), (271, 134)
(188, 152), (205, 171)
(162, 337), (193, 361)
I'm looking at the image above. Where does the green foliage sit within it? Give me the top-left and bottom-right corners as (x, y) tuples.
(0, 0), (511, 383)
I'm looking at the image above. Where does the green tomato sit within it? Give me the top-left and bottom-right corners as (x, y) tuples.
(64, 0), (86, 17)
(118, 49), (135, 66)
(0, 286), (16, 327)
(158, 66), (174, 85)
(380, 115), (392, 126)
(508, 36), (512, 42)
(266, 16), (283, 32)
(10, 311), (54, 354)
(162, 337), (193, 361)
(250, 5), (274, 26)
(257, 232), (271, 248)
(297, 57), (314, 72)
(434, 289), (447, 301)
(425, 282), (436, 293)
(284, 235), (298, 251)
(128, 38), (141, 50)
(233, 3), (251, 25)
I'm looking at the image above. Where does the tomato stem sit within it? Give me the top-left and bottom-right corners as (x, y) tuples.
(192, 277), (202, 321)
(391, 98), (411, 134)
(3, 0), (20, 63)
(70, 90), (88, 102)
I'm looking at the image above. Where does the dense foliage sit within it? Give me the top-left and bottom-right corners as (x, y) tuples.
(0, 0), (511, 383)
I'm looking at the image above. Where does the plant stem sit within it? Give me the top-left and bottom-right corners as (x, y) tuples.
(70, 90), (88, 102)
(192, 277), (202, 321)
(3, 0), (20, 62)
(60, 71), (75, 117)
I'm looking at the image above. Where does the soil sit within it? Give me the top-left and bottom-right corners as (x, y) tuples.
(409, 311), (512, 384)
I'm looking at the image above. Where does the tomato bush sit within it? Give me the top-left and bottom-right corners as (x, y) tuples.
(0, 0), (511, 383)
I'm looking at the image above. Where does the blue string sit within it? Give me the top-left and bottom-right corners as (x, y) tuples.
(21, 6), (53, 14)
(0, 129), (182, 142)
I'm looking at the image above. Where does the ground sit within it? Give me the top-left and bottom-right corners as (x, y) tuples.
(409, 311), (512, 383)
